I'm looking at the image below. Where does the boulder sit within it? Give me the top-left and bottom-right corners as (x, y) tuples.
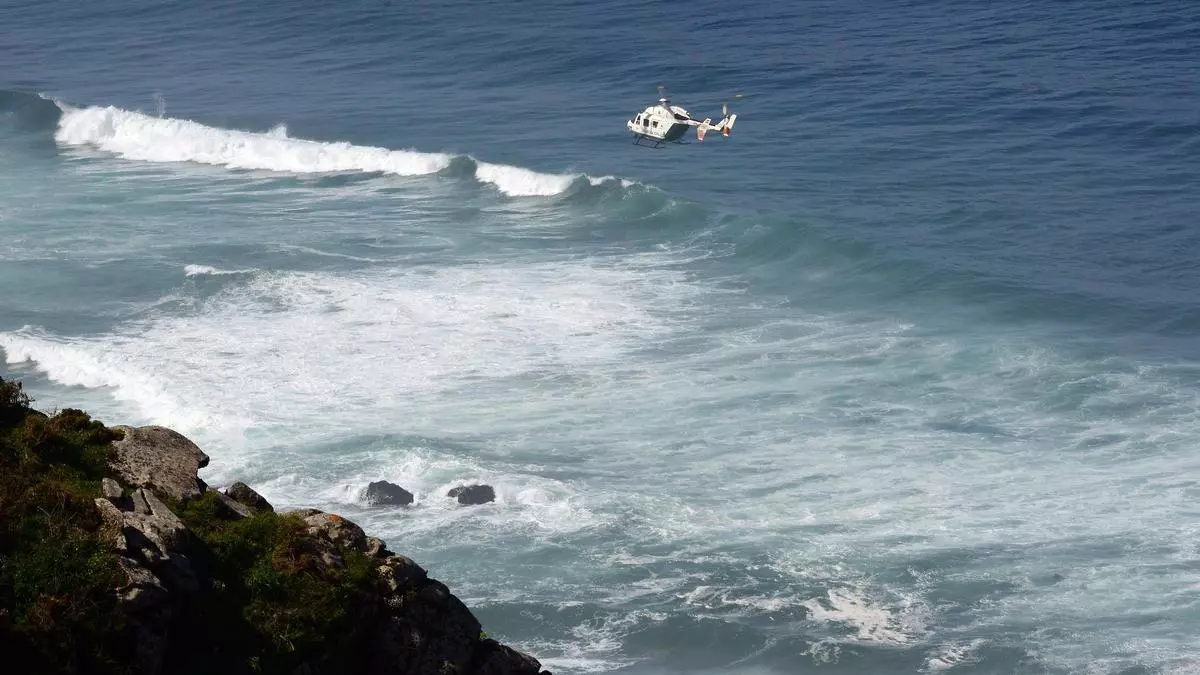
(114, 556), (172, 675)
(225, 481), (273, 513)
(447, 484), (496, 506)
(101, 487), (190, 567)
(207, 487), (254, 520)
(365, 536), (392, 558)
(110, 425), (210, 502)
(115, 555), (168, 613)
(93, 497), (128, 553)
(101, 477), (124, 502)
(303, 511), (369, 554)
(130, 489), (152, 515)
(474, 639), (552, 675)
(376, 555), (428, 593)
(366, 579), (482, 675)
(363, 480), (414, 506)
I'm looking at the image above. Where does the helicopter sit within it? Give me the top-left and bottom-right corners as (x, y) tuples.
(626, 86), (739, 148)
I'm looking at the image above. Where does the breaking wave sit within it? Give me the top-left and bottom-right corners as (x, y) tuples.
(183, 264), (258, 277)
(51, 98), (633, 197)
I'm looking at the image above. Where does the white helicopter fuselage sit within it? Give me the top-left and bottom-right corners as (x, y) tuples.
(627, 96), (736, 146)
(627, 101), (696, 142)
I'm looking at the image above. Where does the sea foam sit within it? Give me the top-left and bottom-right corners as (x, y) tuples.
(53, 102), (628, 197)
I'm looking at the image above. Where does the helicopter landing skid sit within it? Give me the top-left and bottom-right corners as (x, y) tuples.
(630, 134), (687, 149)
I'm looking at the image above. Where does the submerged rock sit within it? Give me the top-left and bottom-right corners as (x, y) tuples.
(363, 480), (415, 506)
(447, 484), (496, 506)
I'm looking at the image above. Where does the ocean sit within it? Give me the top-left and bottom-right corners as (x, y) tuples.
(3, 0), (1200, 672)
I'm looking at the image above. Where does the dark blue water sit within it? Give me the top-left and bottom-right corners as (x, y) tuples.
(4, 1), (1200, 672)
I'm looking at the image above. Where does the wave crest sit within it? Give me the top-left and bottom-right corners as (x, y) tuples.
(55, 104), (453, 176)
(51, 100), (636, 197)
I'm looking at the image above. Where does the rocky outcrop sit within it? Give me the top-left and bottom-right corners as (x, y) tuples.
(110, 425), (210, 501)
(91, 430), (548, 675)
(93, 479), (199, 675)
(363, 480), (414, 506)
(225, 481), (273, 513)
(448, 484), (496, 506)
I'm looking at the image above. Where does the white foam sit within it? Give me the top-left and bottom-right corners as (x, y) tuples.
(923, 640), (987, 672)
(802, 587), (926, 646)
(50, 101), (637, 197)
(0, 258), (701, 455)
(474, 161), (577, 197)
(515, 609), (667, 674)
(586, 175), (635, 189)
(184, 264), (256, 277)
(0, 329), (238, 435)
(55, 105), (453, 176)
(253, 445), (607, 540)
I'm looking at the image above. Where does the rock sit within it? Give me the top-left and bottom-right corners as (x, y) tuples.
(122, 525), (169, 566)
(447, 484), (496, 506)
(206, 487), (253, 520)
(320, 550), (347, 570)
(139, 489), (189, 551)
(117, 488), (190, 571)
(101, 477), (124, 502)
(303, 511), (369, 554)
(115, 556), (168, 613)
(377, 555), (428, 593)
(110, 425), (210, 502)
(130, 489), (152, 515)
(365, 536), (392, 558)
(91, 425), (551, 674)
(93, 497), (128, 553)
(365, 578), (483, 675)
(157, 553), (200, 594)
(363, 480), (414, 506)
(474, 639), (552, 675)
(225, 481), (273, 513)
(115, 558), (171, 675)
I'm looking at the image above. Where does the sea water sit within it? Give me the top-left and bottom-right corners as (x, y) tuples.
(3, 1), (1200, 672)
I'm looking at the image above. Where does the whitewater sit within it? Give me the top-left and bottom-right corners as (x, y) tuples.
(4, 0), (1200, 672)
(53, 101), (630, 197)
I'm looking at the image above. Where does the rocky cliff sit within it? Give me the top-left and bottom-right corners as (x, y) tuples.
(0, 377), (550, 675)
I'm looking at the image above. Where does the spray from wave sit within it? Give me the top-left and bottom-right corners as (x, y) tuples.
(52, 100), (632, 197)
(183, 264), (258, 277)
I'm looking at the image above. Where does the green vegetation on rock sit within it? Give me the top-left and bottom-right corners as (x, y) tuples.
(0, 376), (549, 675)
(0, 377), (378, 674)
(171, 492), (378, 674)
(0, 377), (132, 673)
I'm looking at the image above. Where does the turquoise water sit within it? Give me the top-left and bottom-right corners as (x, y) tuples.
(3, 1), (1200, 672)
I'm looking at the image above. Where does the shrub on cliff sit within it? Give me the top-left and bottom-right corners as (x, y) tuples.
(0, 376), (379, 674)
(170, 492), (377, 674)
(0, 376), (132, 673)
(0, 376), (550, 675)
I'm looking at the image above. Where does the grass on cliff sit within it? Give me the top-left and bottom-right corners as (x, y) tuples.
(0, 377), (133, 673)
(173, 492), (378, 674)
(0, 376), (379, 675)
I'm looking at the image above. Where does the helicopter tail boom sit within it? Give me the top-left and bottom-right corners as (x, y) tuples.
(695, 113), (737, 141)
